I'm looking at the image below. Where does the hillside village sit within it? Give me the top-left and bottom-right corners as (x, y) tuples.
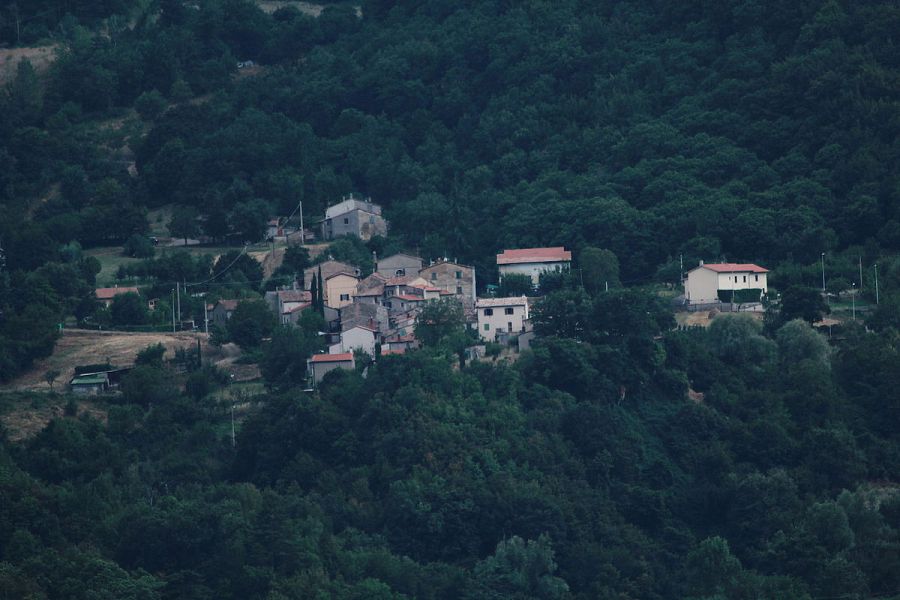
(3, 1), (900, 599)
(66, 193), (790, 393)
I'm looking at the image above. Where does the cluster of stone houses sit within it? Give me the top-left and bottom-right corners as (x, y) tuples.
(210, 242), (576, 385)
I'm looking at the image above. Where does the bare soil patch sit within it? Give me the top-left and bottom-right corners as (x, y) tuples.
(1, 397), (108, 443)
(0, 45), (58, 84)
(2, 329), (214, 392)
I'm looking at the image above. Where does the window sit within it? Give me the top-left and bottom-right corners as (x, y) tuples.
(431, 273), (437, 280)
(484, 308), (493, 316)
(508, 322), (513, 332)
(743, 275), (747, 283)
(455, 271), (462, 279)
(755, 274), (759, 282)
(395, 269), (405, 276)
(456, 286), (463, 295)
(504, 307), (514, 315)
(343, 217), (349, 225)
(734, 276), (738, 283)
(484, 323), (490, 331)
(340, 293), (350, 301)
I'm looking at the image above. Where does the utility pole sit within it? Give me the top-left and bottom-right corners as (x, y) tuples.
(858, 255), (863, 291)
(171, 289), (176, 332)
(851, 282), (856, 320)
(874, 263), (879, 305)
(821, 252), (826, 293)
(679, 253), (683, 282)
(230, 398), (236, 448)
(299, 200), (305, 246)
(204, 300), (209, 335)
(176, 281), (181, 326)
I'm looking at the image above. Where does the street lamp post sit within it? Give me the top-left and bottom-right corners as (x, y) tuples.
(851, 282), (856, 320)
(821, 253), (826, 293)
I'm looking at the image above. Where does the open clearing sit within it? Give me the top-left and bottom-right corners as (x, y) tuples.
(0, 45), (58, 84)
(1, 329), (216, 392)
(255, 1), (362, 17)
(0, 394), (108, 442)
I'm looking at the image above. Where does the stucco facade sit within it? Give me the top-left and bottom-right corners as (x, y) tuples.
(476, 297), (529, 342)
(497, 247), (572, 286)
(324, 273), (359, 309)
(684, 263), (769, 304)
(498, 261), (570, 285)
(329, 326), (378, 356)
(309, 353), (355, 385)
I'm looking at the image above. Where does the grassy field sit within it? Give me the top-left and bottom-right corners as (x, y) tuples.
(0, 391), (109, 442)
(85, 247), (143, 285)
(0, 329), (216, 392)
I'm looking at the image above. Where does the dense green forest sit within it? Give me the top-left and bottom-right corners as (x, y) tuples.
(2, 0), (900, 598)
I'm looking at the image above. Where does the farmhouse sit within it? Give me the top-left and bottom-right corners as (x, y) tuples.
(95, 286), (140, 308)
(321, 195), (388, 241)
(308, 353), (355, 385)
(684, 262), (769, 305)
(476, 296), (529, 342)
(497, 247), (571, 285)
(210, 299), (239, 327)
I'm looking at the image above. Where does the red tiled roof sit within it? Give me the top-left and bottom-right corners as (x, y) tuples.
(95, 286), (139, 300)
(380, 348), (406, 356)
(325, 271), (359, 281)
(497, 247), (572, 265)
(698, 263), (768, 273)
(311, 353), (354, 363)
(284, 302), (311, 314)
(275, 290), (312, 302)
(384, 275), (414, 286)
(216, 299), (240, 311)
(476, 297), (528, 308)
(355, 286), (384, 296)
(394, 294), (425, 301)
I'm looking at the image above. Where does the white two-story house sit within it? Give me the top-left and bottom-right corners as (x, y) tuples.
(476, 297), (529, 342)
(684, 262), (769, 305)
(497, 247), (572, 285)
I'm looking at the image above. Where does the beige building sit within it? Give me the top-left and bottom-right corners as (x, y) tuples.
(419, 260), (476, 305)
(308, 353), (355, 385)
(324, 272), (359, 309)
(476, 296), (529, 342)
(95, 286), (140, 308)
(497, 247), (572, 285)
(684, 262), (769, 304)
(303, 260), (360, 290)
